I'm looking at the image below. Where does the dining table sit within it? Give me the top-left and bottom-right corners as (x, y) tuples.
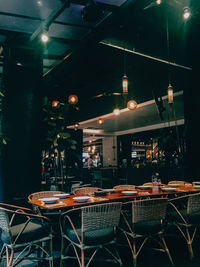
(28, 184), (200, 212)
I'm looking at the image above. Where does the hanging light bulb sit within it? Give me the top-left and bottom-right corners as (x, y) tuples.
(127, 100), (137, 110)
(183, 7), (191, 20)
(122, 75), (128, 95)
(74, 123), (79, 130)
(68, 94), (78, 105)
(156, 0), (162, 5)
(40, 31), (49, 43)
(168, 84), (174, 104)
(52, 100), (60, 108)
(113, 108), (120, 116)
(97, 118), (104, 125)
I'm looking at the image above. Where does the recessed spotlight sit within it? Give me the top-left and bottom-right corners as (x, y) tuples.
(37, 1), (42, 6)
(113, 108), (120, 116)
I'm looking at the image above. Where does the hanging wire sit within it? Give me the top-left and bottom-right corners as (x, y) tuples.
(166, 15), (171, 85)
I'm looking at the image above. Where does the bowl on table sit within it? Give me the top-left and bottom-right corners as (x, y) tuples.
(161, 187), (177, 192)
(73, 196), (90, 203)
(121, 191), (137, 196)
(39, 197), (59, 204)
(137, 185), (152, 190)
(54, 193), (70, 199)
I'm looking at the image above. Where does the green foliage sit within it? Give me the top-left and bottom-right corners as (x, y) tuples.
(42, 97), (77, 152)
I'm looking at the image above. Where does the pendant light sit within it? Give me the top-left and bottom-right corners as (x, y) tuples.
(122, 47), (128, 95)
(166, 17), (174, 104)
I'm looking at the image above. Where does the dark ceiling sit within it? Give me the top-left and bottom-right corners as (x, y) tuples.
(0, 0), (200, 123)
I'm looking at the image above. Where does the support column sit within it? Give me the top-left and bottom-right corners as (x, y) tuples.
(102, 136), (117, 167)
(1, 45), (43, 202)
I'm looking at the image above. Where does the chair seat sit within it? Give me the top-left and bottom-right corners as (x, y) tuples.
(1, 219), (50, 245)
(133, 220), (163, 235)
(167, 210), (200, 225)
(65, 227), (115, 245)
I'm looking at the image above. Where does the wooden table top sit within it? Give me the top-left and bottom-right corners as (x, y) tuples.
(29, 185), (200, 211)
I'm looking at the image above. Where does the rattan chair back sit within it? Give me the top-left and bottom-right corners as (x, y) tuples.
(73, 187), (102, 195)
(131, 198), (168, 223)
(0, 208), (10, 234)
(28, 190), (65, 201)
(187, 192), (200, 214)
(113, 184), (136, 191)
(82, 202), (122, 232)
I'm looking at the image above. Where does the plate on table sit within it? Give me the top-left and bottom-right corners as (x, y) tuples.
(193, 185), (200, 189)
(168, 184), (180, 187)
(102, 189), (115, 193)
(73, 196), (90, 203)
(162, 187), (176, 192)
(54, 193), (70, 199)
(39, 197), (59, 204)
(121, 191), (137, 196)
(137, 185), (152, 190)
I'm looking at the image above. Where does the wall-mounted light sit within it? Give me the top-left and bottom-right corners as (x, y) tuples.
(97, 118), (104, 125)
(52, 100), (60, 108)
(68, 94), (78, 105)
(167, 84), (174, 104)
(183, 7), (191, 20)
(127, 100), (137, 110)
(113, 108), (120, 116)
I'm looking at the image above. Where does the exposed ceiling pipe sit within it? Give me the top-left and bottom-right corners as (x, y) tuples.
(100, 40), (192, 71)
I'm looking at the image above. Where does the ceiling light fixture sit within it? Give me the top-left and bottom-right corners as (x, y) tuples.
(74, 123), (79, 130)
(127, 100), (137, 110)
(122, 47), (128, 95)
(113, 108), (120, 116)
(167, 84), (173, 104)
(52, 100), (60, 108)
(166, 17), (174, 104)
(40, 30), (49, 43)
(156, 0), (162, 5)
(97, 118), (104, 125)
(68, 94), (78, 105)
(183, 7), (191, 20)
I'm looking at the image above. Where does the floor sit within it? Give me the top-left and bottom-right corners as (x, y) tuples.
(1, 229), (200, 267)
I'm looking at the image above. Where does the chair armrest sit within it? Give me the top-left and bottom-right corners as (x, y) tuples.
(0, 203), (32, 212)
(0, 206), (50, 222)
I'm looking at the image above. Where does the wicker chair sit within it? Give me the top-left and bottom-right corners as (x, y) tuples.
(28, 190), (65, 201)
(113, 185), (136, 191)
(28, 190), (67, 214)
(0, 203), (53, 267)
(167, 192), (200, 260)
(73, 187), (102, 195)
(60, 202), (122, 267)
(120, 198), (174, 267)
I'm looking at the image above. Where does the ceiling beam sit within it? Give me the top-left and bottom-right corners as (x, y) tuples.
(30, 0), (70, 42)
(100, 41), (192, 71)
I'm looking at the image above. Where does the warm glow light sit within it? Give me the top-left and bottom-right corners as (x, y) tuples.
(127, 100), (137, 110)
(156, 0), (161, 5)
(52, 100), (60, 107)
(97, 118), (104, 125)
(68, 94), (78, 105)
(113, 108), (120, 116)
(122, 75), (128, 94)
(74, 123), (79, 130)
(183, 7), (191, 20)
(83, 129), (102, 134)
(40, 32), (49, 43)
(168, 84), (174, 104)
